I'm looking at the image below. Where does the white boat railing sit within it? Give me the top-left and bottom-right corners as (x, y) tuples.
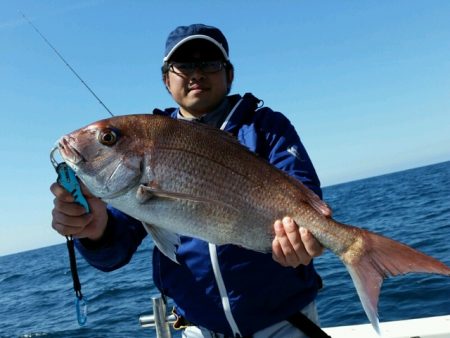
(139, 294), (450, 338)
(323, 315), (450, 338)
(139, 295), (175, 338)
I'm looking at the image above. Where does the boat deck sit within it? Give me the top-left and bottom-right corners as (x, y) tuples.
(323, 315), (450, 338)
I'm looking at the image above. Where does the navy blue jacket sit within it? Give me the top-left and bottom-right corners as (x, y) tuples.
(76, 93), (323, 337)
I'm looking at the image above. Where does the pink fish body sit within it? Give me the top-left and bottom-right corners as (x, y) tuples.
(57, 114), (450, 335)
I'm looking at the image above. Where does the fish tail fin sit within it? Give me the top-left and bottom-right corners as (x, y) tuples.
(340, 225), (450, 335)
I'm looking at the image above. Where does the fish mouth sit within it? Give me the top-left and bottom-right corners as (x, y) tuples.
(58, 136), (85, 165)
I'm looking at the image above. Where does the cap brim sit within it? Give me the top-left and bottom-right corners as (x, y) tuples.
(163, 35), (229, 62)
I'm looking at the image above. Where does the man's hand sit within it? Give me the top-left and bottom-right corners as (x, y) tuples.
(50, 182), (108, 241)
(272, 216), (324, 267)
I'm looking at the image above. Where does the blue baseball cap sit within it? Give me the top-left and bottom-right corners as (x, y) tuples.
(163, 24), (229, 62)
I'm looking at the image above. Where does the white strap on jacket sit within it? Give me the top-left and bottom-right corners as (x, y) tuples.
(207, 98), (245, 337)
(208, 243), (241, 337)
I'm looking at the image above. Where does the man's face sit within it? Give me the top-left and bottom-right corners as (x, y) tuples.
(164, 41), (233, 118)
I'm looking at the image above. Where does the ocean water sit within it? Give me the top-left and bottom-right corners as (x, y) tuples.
(1, 161), (449, 337)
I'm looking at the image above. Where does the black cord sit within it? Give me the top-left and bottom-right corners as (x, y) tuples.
(66, 235), (83, 300)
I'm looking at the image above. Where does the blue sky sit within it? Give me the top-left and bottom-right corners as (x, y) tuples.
(1, 0), (449, 256)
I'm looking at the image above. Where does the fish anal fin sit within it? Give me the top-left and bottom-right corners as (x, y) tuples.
(341, 227), (450, 335)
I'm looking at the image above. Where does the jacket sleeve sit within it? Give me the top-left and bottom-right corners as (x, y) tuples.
(258, 109), (323, 198)
(74, 206), (147, 272)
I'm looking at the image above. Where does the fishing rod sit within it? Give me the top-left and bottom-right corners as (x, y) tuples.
(20, 11), (114, 117)
(21, 11), (113, 326)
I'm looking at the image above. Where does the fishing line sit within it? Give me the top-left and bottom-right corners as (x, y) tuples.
(21, 11), (114, 326)
(20, 11), (114, 117)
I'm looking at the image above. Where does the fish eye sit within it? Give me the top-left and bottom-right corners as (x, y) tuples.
(98, 128), (118, 146)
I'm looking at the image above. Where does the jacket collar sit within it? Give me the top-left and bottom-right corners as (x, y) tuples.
(152, 93), (262, 134)
(223, 93), (261, 134)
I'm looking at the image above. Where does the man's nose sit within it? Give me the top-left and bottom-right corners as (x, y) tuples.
(189, 66), (206, 80)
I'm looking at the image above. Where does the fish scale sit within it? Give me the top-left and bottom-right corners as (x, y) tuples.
(148, 138), (283, 248)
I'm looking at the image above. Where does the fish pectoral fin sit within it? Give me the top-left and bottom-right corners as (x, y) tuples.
(340, 224), (450, 335)
(136, 185), (155, 203)
(142, 222), (180, 264)
(138, 184), (203, 202)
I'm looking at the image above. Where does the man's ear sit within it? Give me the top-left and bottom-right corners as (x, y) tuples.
(163, 74), (171, 94)
(227, 69), (234, 92)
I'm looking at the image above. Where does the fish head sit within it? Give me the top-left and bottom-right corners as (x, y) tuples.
(57, 116), (146, 199)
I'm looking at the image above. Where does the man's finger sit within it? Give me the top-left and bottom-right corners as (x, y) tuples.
(275, 218), (308, 267)
(50, 182), (75, 202)
(52, 208), (92, 228)
(281, 217), (304, 254)
(53, 198), (89, 217)
(300, 227), (324, 257)
(272, 236), (287, 266)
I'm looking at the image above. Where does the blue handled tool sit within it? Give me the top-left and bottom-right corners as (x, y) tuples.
(51, 147), (89, 326)
(56, 162), (90, 213)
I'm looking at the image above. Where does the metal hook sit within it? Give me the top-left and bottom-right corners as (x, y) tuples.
(50, 146), (61, 169)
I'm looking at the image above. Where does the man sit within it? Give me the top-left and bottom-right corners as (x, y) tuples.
(51, 24), (327, 338)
